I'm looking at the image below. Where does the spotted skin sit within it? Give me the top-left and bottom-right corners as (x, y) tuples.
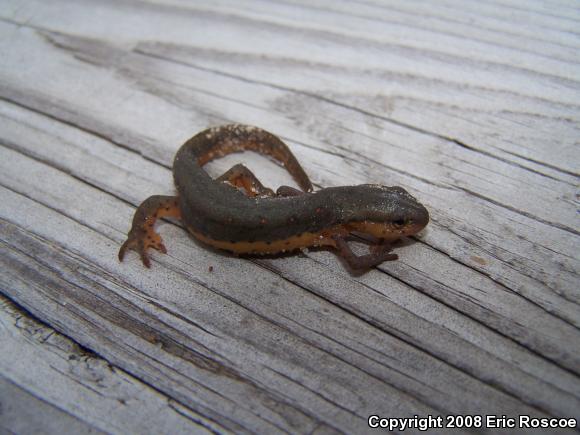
(118, 195), (181, 268)
(119, 124), (429, 271)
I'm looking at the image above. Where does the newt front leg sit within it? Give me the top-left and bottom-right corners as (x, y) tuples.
(119, 195), (181, 268)
(217, 163), (275, 197)
(332, 235), (398, 271)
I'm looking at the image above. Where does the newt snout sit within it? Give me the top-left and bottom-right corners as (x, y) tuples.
(385, 186), (430, 235)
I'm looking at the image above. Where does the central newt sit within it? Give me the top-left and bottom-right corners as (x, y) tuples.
(119, 124), (429, 271)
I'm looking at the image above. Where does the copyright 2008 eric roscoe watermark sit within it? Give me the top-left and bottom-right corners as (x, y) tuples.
(367, 414), (578, 431)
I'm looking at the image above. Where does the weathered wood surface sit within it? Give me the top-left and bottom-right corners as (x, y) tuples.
(0, 0), (579, 433)
(0, 296), (219, 434)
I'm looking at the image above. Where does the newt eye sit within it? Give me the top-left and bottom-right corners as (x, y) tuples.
(393, 219), (406, 228)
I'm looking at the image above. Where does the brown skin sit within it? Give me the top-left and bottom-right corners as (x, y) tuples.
(119, 124), (429, 271)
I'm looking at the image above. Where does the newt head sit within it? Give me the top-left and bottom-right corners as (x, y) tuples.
(342, 185), (429, 240)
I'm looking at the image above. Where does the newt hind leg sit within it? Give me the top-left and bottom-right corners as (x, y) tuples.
(276, 185), (305, 197)
(119, 195), (181, 268)
(332, 235), (398, 271)
(217, 164), (274, 197)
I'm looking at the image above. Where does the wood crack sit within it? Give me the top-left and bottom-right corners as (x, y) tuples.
(166, 400), (227, 435)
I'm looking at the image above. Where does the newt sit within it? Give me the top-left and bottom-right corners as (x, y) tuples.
(119, 124), (429, 271)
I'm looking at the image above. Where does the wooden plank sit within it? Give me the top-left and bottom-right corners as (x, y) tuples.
(1, 22), (578, 363)
(0, 59), (577, 428)
(0, 377), (106, 435)
(0, 296), (221, 435)
(0, 0), (579, 433)
(3, 0), (579, 179)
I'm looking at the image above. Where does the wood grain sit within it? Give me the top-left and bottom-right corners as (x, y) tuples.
(0, 296), (220, 435)
(0, 0), (578, 433)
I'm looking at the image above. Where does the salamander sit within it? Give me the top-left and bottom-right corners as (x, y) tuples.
(119, 124), (429, 271)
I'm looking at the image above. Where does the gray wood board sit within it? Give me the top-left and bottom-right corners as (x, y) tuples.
(0, 0), (579, 433)
(0, 296), (218, 435)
